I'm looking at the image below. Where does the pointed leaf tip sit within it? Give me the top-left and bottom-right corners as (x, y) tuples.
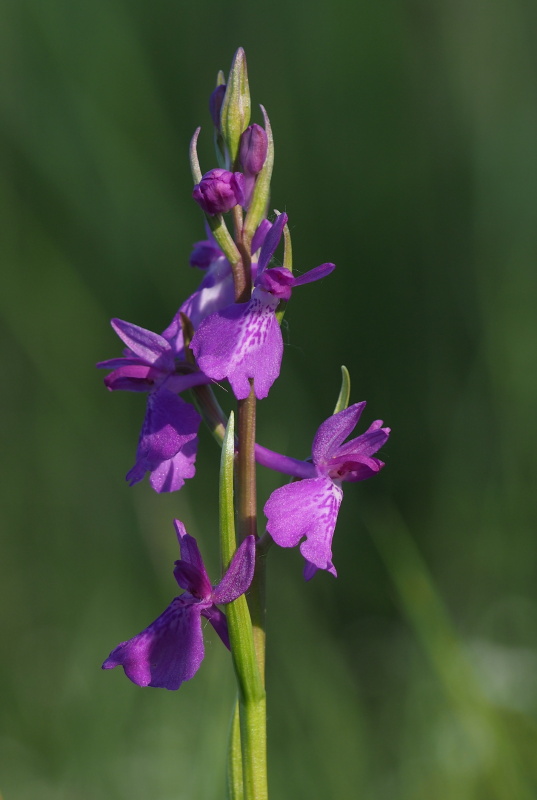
(333, 366), (351, 414)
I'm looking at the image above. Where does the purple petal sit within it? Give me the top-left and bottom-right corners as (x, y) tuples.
(212, 535), (256, 604)
(251, 219), (272, 255)
(254, 444), (317, 479)
(127, 389), (200, 492)
(138, 389), (199, 462)
(290, 262), (335, 286)
(173, 561), (212, 599)
(202, 605), (230, 649)
(191, 297), (283, 400)
(146, 440), (198, 493)
(255, 262), (335, 301)
(161, 259), (235, 355)
(303, 560), (324, 581)
(162, 371), (213, 394)
(189, 239), (222, 269)
(103, 364), (159, 392)
(327, 455), (385, 483)
(311, 403), (367, 466)
(97, 357), (147, 370)
(171, 523), (212, 598)
(255, 267), (295, 301)
(264, 477), (342, 577)
(110, 319), (174, 368)
(332, 422), (391, 460)
(102, 597), (205, 690)
(173, 520), (208, 575)
(257, 212), (288, 272)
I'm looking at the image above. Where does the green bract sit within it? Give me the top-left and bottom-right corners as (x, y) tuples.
(220, 47), (251, 167)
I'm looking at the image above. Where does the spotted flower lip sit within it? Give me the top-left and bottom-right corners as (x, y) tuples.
(263, 403), (390, 579)
(190, 213), (335, 400)
(102, 521), (256, 690)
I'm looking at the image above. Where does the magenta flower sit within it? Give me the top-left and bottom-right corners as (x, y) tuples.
(98, 221), (275, 491)
(193, 168), (245, 215)
(263, 403), (390, 580)
(97, 318), (209, 492)
(103, 521), (256, 690)
(191, 213), (335, 399)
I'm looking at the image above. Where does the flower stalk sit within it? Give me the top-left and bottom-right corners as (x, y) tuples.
(221, 413), (267, 799)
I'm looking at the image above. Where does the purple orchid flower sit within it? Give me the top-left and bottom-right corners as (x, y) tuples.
(97, 318), (209, 492)
(98, 221), (274, 492)
(103, 520), (256, 690)
(97, 318), (207, 394)
(190, 213), (335, 400)
(262, 403), (390, 580)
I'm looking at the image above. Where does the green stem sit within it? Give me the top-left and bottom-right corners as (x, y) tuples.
(238, 385), (266, 681)
(227, 700), (244, 800)
(220, 414), (268, 800)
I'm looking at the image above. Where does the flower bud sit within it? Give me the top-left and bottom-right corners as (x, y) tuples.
(209, 83), (226, 131)
(192, 169), (245, 216)
(220, 48), (251, 165)
(239, 124), (268, 175)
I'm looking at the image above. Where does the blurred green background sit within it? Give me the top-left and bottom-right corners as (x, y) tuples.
(2, 0), (537, 797)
